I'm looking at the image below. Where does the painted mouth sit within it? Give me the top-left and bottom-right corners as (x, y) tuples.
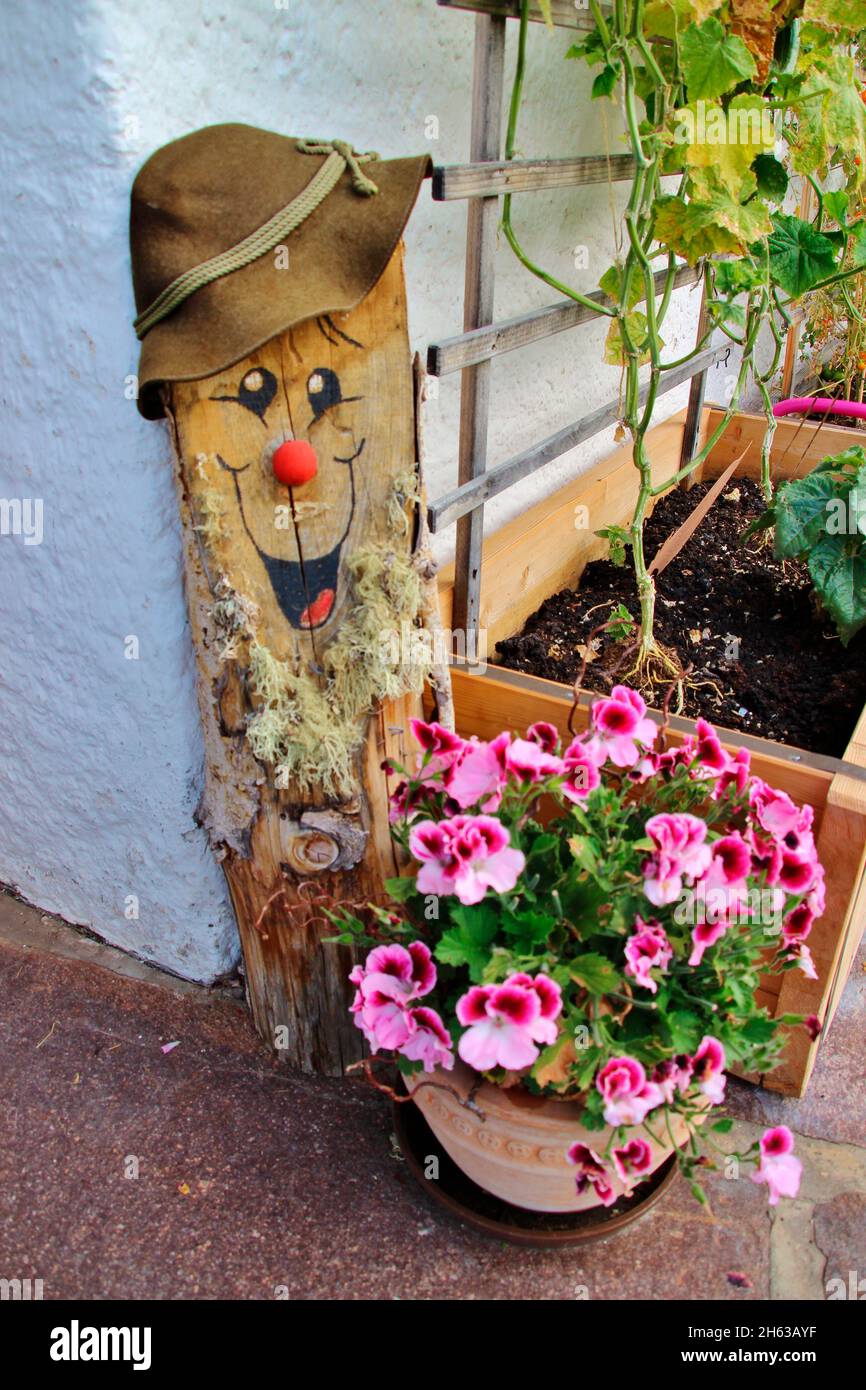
(258, 536), (342, 630)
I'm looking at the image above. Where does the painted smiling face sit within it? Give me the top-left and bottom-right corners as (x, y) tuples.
(171, 253), (414, 664)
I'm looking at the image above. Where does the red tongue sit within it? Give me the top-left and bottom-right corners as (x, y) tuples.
(300, 588), (335, 628)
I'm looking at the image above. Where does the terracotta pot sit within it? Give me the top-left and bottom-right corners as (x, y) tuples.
(405, 1060), (686, 1214)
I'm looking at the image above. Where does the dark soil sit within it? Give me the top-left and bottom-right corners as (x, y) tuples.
(496, 478), (866, 757)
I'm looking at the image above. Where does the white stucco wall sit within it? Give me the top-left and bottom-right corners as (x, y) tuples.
(0, 0), (703, 981)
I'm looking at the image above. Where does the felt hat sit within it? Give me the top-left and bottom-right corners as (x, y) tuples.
(130, 123), (431, 419)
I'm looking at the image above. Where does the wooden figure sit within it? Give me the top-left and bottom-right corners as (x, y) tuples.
(130, 126), (448, 1072)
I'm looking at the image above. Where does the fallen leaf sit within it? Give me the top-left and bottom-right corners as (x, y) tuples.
(723, 487), (741, 503)
(689, 627), (703, 644)
(178, 1182), (191, 1196)
(161, 1041), (181, 1055)
(726, 1270), (754, 1289)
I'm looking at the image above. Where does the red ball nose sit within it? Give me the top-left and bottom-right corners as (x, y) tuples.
(272, 439), (318, 487)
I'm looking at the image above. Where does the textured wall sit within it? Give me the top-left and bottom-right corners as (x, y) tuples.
(0, 0), (703, 980)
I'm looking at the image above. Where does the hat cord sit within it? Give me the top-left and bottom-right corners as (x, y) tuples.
(296, 139), (380, 197)
(134, 139), (380, 340)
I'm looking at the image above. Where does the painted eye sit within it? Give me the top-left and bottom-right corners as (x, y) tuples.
(243, 369), (264, 393)
(308, 373), (325, 395)
(306, 367), (345, 420)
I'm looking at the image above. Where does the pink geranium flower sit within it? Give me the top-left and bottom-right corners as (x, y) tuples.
(585, 685), (657, 768)
(399, 1007), (455, 1072)
(786, 941), (818, 979)
(456, 975), (560, 1071)
(409, 814), (525, 906)
(349, 941), (437, 1052)
(527, 721), (560, 754)
(596, 1055), (663, 1126)
(751, 1126), (802, 1205)
(692, 1035), (726, 1104)
(560, 737), (602, 803)
(444, 734), (510, 810)
(409, 718), (465, 765)
(749, 780), (802, 839)
(714, 745), (751, 798)
(688, 916), (730, 966)
(782, 902), (814, 944)
(643, 812), (712, 906)
(612, 1137), (654, 1184)
(624, 917), (672, 994)
(693, 718), (728, 774)
(652, 1055), (694, 1103)
(567, 1143), (616, 1207)
(504, 737), (564, 783)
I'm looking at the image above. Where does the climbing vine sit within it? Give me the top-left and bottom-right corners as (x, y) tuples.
(504, 0), (866, 690)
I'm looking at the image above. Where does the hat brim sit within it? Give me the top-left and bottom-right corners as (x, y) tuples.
(130, 125), (431, 420)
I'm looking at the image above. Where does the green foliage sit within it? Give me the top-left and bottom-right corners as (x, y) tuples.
(744, 446), (866, 644)
(767, 215), (839, 298)
(679, 18), (756, 102)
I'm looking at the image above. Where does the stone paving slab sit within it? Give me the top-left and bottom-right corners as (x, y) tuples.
(0, 900), (863, 1301)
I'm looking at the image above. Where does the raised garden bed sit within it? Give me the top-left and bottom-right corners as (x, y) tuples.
(436, 409), (866, 1099)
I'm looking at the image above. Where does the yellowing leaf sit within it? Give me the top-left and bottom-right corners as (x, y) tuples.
(643, 0), (721, 40)
(802, 0), (866, 29)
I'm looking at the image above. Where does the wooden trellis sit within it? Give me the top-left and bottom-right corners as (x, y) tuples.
(426, 0), (724, 639)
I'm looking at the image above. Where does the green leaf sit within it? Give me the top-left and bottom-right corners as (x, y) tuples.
(501, 909), (556, 950)
(644, 0), (722, 41)
(604, 310), (658, 366)
(752, 153), (789, 202)
(823, 189), (850, 227)
(592, 63), (621, 99)
(599, 262), (643, 310)
(772, 470), (840, 555)
(850, 221), (866, 268)
(679, 18), (756, 102)
(711, 1116), (734, 1133)
(435, 903), (500, 982)
(666, 1008), (703, 1052)
(569, 952), (621, 996)
(713, 258), (764, 296)
(740, 1015), (778, 1045)
(808, 535), (866, 644)
(767, 215), (838, 298)
(384, 875), (417, 902)
(653, 176), (771, 263)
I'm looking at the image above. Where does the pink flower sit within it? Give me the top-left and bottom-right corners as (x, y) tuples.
(693, 718), (728, 773)
(624, 917), (672, 994)
(596, 1055), (663, 1126)
(409, 718), (465, 765)
(777, 851), (818, 896)
(567, 1143), (616, 1207)
(643, 812), (712, 906)
(786, 941), (818, 979)
(456, 975), (558, 1071)
(560, 737), (602, 803)
(349, 941), (437, 1053)
(688, 916), (730, 966)
(399, 1007), (454, 1072)
(527, 721), (560, 754)
(751, 1126), (802, 1206)
(749, 779), (803, 839)
(504, 737), (564, 783)
(782, 902), (814, 944)
(585, 685), (657, 768)
(692, 1035), (726, 1105)
(705, 833), (752, 887)
(444, 734), (509, 810)
(652, 1055), (694, 1103)
(714, 745), (751, 798)
(612, 1137), (654, 1184)
(409, 814), (525, 906)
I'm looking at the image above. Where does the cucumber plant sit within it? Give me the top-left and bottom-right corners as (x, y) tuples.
(503, 0), (866, 688)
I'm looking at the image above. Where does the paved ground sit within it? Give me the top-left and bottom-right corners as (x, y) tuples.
(0, 891), (863, 1301)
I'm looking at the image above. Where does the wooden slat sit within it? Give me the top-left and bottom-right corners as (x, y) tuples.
(429, 264), (699, 377)
(429, 343), (729, 531)
(452, 11), (506, 645)
(433, 153), (635, 200)
(438, 0), (599, 28)
(679, 277), (710, 481)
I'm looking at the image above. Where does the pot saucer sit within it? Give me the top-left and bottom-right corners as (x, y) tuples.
(393, 1096), (679, 1249)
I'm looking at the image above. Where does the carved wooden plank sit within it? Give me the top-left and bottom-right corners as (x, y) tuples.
(428, 265), (699, 377)
(165, 247), (441, 1074)
(433, 154), (635, 201)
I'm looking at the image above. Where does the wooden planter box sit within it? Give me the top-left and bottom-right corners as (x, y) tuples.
(436, 409), (866, 1099)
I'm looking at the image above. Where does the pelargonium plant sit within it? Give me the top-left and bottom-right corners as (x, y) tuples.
(331, 687), (823, 1208)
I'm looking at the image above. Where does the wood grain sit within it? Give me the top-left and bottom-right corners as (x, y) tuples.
(166, 247), (439, 1074)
